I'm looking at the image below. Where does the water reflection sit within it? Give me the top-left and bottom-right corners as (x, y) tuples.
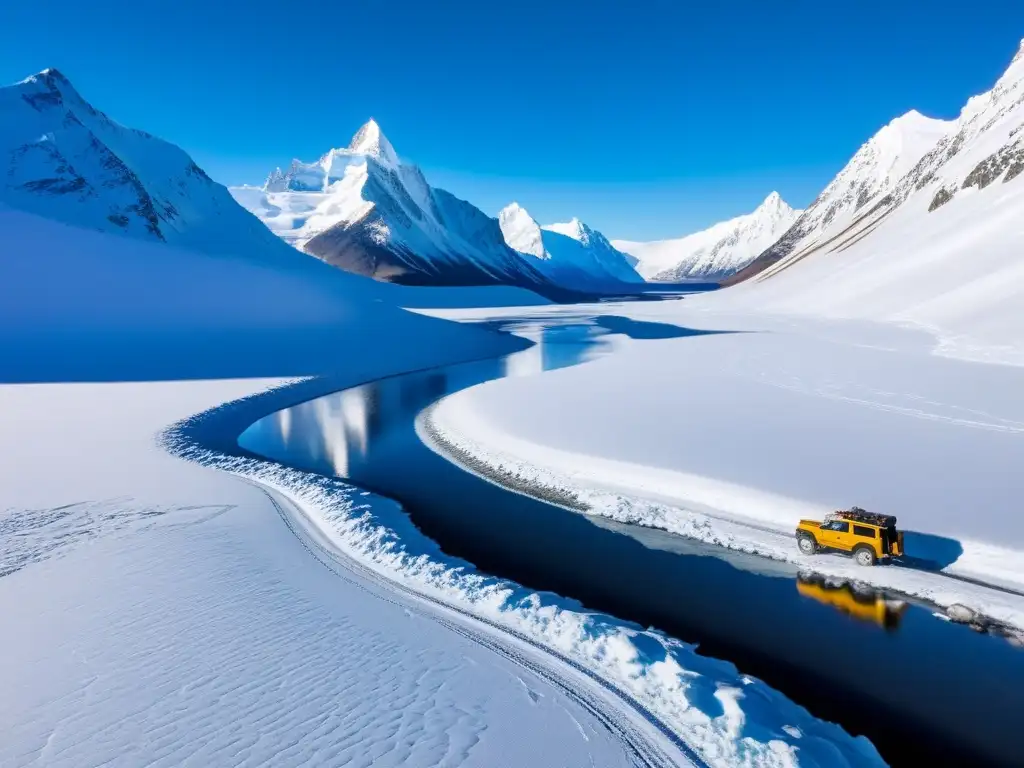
(240, 320), (609, 480)
(796, 573), (908, 631)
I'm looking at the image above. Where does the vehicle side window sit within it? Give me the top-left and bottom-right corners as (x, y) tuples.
(826, 521), (850, 533)
(853, 525), (876, 538)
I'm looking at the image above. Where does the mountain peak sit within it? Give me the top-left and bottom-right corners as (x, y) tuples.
(32, 67), (69, 83)
(498, 202), (546, 259)
(264, 167), (287, 192)
(755, 191), (794, 217)
(545, 217), (592, 244)
(500, 201), (530, 219)
(348, 119), (398, 165)
(887, 108), (943, 130)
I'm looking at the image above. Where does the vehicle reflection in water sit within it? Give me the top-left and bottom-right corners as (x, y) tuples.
(796, 573), (908, 631)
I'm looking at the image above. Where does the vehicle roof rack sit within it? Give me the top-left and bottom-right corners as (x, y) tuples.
(826, 507), (897, 528)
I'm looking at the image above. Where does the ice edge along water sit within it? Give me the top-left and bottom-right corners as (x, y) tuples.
(420, 394), (1024, 636)
(163, 389), (884, 768)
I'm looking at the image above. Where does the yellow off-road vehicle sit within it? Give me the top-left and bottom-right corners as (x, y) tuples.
(795, 507), (904, 566)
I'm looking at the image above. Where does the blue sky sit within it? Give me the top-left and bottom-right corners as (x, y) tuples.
(2, 1), (1023, 240)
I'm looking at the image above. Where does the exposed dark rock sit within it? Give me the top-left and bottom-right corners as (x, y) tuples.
(21, 89), (62, 111)
(854, 185), (875, 211)
(866, 193), (894, 217)
(21, 176), (89, 194)
(963, 141), (1024, 190)
(929, 187), (954, 212)
(11, 140), (92, 197)
(1005, 155), (1024, 183)
(821, 201), (840, 227)
(185, 161), (211, 182)
(107, 213), (130, 228)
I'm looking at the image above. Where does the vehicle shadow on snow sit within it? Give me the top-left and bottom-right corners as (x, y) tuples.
(899, 531), (965, 570)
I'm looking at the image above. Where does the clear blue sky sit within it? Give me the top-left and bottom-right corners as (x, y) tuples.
(2, 1), (1023, 240)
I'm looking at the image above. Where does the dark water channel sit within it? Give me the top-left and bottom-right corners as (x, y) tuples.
(239, 316), (1023, 767)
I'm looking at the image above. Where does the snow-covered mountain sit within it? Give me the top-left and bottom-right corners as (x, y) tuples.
(729, 111), (952, 284)
(720, 39), (1024, 363)
(0, 69), (294, 263)
(232, 123), (559, 290)
(498, 203), (642, 290)
(613, 193), (801, 282)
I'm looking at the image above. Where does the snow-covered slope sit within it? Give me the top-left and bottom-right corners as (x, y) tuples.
(232, 123), (557, 290)
(498, 203), (642, 290)
(730, 111), (951, 284)
(613, 193), (801, 281)
(0, 69), (292, 262)
(720, 39), (1024, 363)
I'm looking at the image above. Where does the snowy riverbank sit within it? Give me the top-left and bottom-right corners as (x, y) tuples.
(422, 303), (1024, 632)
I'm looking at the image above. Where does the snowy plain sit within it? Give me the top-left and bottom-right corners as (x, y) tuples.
(422, 301), (1024, 631)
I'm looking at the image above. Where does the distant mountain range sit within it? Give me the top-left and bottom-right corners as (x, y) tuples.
(613, 193), (801, 282)
(230, 123), (640, 294)
(4, 38), (1024, 339)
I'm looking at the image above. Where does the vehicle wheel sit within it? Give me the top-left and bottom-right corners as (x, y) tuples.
(854, 546), (877, 566)
(797, 534), (818, 555)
